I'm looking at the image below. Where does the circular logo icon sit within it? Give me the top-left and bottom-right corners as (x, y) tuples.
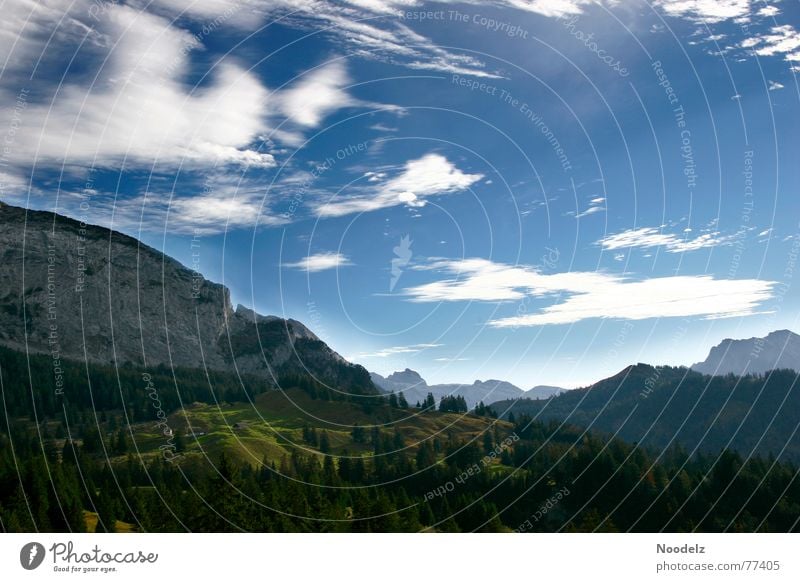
(20, 542), (46, 570)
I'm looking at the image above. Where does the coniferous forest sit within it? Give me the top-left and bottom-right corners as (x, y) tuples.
(2, 347), (799, 533)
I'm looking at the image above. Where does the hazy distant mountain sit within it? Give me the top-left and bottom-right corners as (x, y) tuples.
(0, 202), (375, 393)
(691, 329), (800, 376)
(371, 369), (524, 408)
(523, 385), (567, 399)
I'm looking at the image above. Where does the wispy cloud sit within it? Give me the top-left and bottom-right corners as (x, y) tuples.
(283, 252), (353, 272)
(352, 343), (442, 358)
(271, 0), (502, 78)
(597, 227), (736, 253)
(315, 153), (483, 217)
(744, 24), (800, 63)
(573, 196), (605, 218)
(45, 173), (289, 235)
(405, 258), (609, 303)
(401, 258), (775, 326)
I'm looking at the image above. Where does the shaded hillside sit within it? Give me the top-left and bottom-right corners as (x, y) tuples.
(491, 364), (800, 462)
(5, 394), (800, 532)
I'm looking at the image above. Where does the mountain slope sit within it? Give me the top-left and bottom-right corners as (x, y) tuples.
(0, 202), (374, 393)
(490, 363), (800, 462)
(692, 329), (800, 376)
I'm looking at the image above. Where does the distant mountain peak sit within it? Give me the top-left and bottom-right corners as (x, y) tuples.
(386, 368), (427, 386)
(692, 330), (800, 376)
(370, 370), (525, 408)
(523, 385), (567, 400)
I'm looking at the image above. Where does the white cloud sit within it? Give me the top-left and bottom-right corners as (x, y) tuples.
(768, 80), (785, 90)
(574, 196), (606, 218)
(277, 61), (355, 128)
(352, 343), (442, 358)
(274, 1), (501, 78)
(504, 0), (592, 18)
(404, 258), (612, 303)
(342, 0), (419, 14)
(369, 123), (398, 132)
(283, 252), (353, 272)
(598, 227), (736, 253)
(273, 60), (403, 139)
(500, 0), (778, 25)
(3, 4), (274, 169)
(47, 173), (289, 235)
(315, 153), (483, 217)
(160, 191), (287, 233)
(741, 24), (800, 62)
(401, 257), (775, 326)
(757, 6), (780, 18)
(0, 3), (394, 173)
(492, 274), (775, 326)
(575, 205), (604, 218)
(655, 0), (753, 23)
(147, 0), (265, 29)
(0, 0), (104, 74)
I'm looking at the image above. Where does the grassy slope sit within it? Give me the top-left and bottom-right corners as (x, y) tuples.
(123, 388), (511, 468)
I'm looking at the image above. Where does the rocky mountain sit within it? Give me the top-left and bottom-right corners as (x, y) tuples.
(371, 368), (524, 408)
(370, 369), (429, 404)
(691, 329), (800, 376)
(374, 368), (427, 388)
(0, 202), (374, 393)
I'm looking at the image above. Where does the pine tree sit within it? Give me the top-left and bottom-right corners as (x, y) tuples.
(351, 423), (366, 444)
(113, 429), (129, 455)
(319, 431), (331, 454)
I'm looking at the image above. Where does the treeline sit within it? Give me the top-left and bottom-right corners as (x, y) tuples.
(2, 413), (798, 532)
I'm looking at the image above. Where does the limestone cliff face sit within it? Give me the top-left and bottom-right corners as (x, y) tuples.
(0, 202), (372, 392)
(691, 329), (800, 376)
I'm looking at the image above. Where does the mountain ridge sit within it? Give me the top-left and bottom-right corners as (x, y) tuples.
(490, 362), (800, 461)
(0, 201), (374, 393)
(691, 329), (800, 376)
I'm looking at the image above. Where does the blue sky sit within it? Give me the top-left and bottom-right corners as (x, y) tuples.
(1, 0), (799, 388)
